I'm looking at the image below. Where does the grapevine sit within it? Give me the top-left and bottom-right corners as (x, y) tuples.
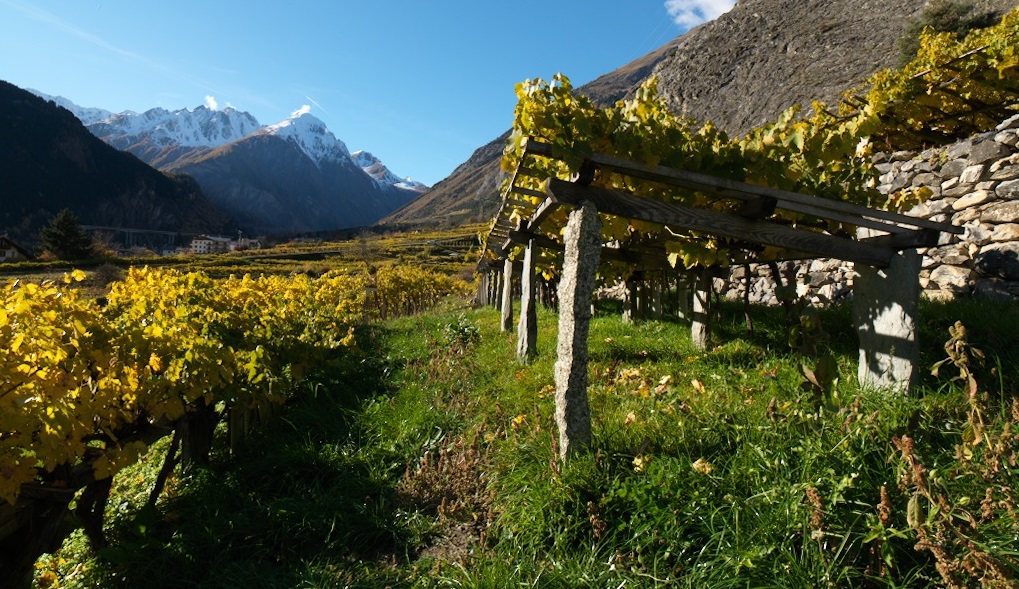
(0, 265), (467, 508)
(495, 7), (1019, 277)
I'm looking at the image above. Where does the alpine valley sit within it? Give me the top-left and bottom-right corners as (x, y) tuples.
(16, 86), (428, 239)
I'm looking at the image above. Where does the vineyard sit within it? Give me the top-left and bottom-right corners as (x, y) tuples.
(4, 6), (1019, 589)
(0, 263), (471, 587)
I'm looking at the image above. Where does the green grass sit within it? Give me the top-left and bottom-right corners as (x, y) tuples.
(36, 298), (1019, 588)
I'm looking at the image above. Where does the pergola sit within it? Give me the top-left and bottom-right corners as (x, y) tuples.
(479, 137), (962, 459)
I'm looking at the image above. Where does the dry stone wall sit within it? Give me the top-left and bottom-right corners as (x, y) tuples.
(717, 113), (1019, 304)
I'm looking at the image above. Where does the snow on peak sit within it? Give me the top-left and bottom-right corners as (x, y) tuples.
(28, 89), (113, 125)
(351, 150), (428, 190)
(263, 106), (350, 164)
(84, 103), (262, 149)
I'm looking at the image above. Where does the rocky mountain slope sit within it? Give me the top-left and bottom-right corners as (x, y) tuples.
(0, 81), (232, 247)
(34, 93), (426, 235)
(382, 0), (1016, 229)
(161, 109), (424, 234)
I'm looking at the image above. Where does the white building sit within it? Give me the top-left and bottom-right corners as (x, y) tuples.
(189, 235), (262, 254)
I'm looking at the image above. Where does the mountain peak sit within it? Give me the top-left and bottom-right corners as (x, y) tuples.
(263, 106), (350, 164)
(352, 150), (428, 191)
(89, 103), (262, 148)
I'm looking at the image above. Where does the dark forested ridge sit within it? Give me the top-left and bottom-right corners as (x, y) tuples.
(0, 80), (232, 248)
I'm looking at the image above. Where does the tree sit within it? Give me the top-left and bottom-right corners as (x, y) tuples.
(40, 208), (95, 261)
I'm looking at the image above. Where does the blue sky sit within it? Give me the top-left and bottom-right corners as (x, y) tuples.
(0, 0), (735, 186)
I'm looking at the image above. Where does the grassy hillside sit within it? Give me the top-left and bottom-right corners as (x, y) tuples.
(36, 294), (1019, 588)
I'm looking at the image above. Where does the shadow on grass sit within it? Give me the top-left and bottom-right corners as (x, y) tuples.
(86, 325), (419, 589)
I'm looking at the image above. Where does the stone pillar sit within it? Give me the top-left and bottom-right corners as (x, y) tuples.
(554, 202), (601, 460)
(501, 258), (514, 332)
(477, 272), (488, 306)
(676, 273), (691, 323)
(619, 277), (635, 324)
(853, 249), (921, 393)
(691, 268), (712, 350)
(493, 269), (503, 310)
(651, 273), (664, 319)
(516, 240), (538, 362)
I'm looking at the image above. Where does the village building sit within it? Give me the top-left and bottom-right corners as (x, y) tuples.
(188, 235), (262, 255)
(0, 234), (31, 262)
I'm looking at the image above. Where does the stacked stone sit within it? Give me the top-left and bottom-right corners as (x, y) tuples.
(716, 113), (1019, 304)
(718, 260), (855, 306)
(878, 113), (1019, 300)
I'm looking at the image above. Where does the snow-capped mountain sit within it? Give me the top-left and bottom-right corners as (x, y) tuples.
(26, 92), (429, 233)
(261, 107), (351, 165)
(352, 150), (427, 192)
(29, 89), (113, 125)
(3, 82), (232, 245)
(90, 105), (262, 149)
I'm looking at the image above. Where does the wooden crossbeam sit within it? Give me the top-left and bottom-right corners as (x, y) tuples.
(546, 178), (897, 268)
(504, 230), (560, 252)
(528, 197), (561, 231)
(504, 230), (672, 270)
(525, 139), (961, 235)
(511, 186), (546, 200)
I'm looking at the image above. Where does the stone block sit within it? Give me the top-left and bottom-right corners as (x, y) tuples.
(990, 223), (1019, 242)
(990, 166), (1019, 181)
(929, 265), (972, 292)
(963, 221), (993, 246)
(967, 140), (1010, 165)
(996, 114), (1019, 130)
(940, 158), (969, 178)
(942, 183), (975, 198)
(981, 201), (1019, 223)
(911, 172), (939, 188)
(975, 242), (1019, 281)
(996, 179), (1019, 200)
(994, 130), (1019, 147)
(952, 190), (995, 210)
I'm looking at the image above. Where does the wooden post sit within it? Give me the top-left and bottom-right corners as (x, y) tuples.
(691, 268), (712, 350)
(516, 239), (538, 362)
(555, 202), (601, 460)
(501, 258), (514, 332)
(853, 249), (921, 393)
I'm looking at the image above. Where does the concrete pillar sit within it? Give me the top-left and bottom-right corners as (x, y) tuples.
(554, 202), (601, 460)
(854, 249), (921, 393)
(501, 258), (514, 332)
(516, 240), (538, 362)
(691, 268), (712, 350)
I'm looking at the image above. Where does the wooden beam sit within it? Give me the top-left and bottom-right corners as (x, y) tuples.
(860, 228), (942, 251)
(511, 186), (547, 200)
(737, 195), (778, 220)
(528, 197), (562, 231)
(526, 140), (960, 235)
(506, 230), (561, 251)
(546, 178), (896, 268)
